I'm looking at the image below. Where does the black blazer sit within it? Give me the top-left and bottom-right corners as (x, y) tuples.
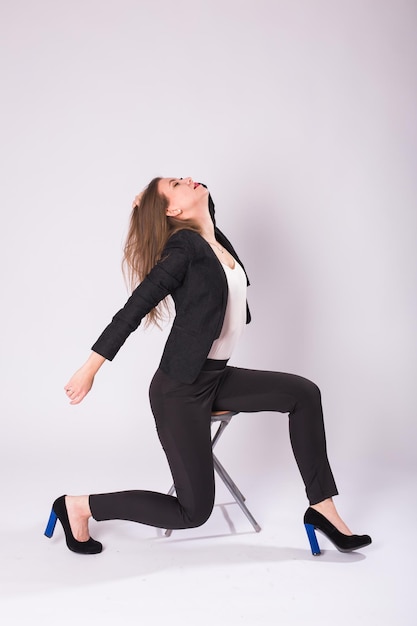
(92, 199), (250, 384)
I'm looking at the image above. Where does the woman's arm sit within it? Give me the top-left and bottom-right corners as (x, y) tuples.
(90, 229), (194, 361)
(64, 351), (106, 405)
(64, 230), (194, 404)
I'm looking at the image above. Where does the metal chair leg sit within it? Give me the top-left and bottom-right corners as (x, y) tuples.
(213, 455), (261, 533)
(213, 453), (246, 503)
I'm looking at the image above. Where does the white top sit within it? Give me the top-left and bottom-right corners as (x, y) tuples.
(207, 260), (247, 360)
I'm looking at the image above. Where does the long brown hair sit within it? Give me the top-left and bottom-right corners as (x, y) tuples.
(123, 177), (200, 327)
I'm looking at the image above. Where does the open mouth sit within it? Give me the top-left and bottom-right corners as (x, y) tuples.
(194, 182), (200, 189)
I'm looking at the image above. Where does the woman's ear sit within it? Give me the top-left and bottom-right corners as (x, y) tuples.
(166, 207), (183, 217)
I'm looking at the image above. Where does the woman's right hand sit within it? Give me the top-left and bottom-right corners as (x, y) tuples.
(64, 366), (95, 405)
(132, 191), (143, 209)
(64, 352), (106, 405)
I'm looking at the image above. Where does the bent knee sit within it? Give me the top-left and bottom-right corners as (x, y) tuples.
(305, 378), (321, 399)
(182, 502), (213, 528)
(295, 376), (322, 406)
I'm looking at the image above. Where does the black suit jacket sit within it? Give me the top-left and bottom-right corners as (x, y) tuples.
(92, 198), (250, 384)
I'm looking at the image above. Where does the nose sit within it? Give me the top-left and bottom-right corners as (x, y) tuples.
(182, 177), (193, 185)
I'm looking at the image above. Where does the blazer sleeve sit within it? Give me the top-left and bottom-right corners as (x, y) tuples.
(91, 230), (193, 360)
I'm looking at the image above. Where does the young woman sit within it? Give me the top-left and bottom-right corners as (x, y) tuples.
(45, 177), (372, 556)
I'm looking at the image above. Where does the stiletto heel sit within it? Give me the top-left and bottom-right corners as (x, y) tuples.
(303, 507), (372, 555)
(304, 522), (321, 556)
(44, 495), (103, 554)
(44, 509), (58, 538)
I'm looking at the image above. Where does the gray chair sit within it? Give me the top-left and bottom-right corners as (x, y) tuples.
(165, 411), (262, 536)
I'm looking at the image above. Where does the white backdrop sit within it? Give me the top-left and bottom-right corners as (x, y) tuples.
(1, 0), (416, 509)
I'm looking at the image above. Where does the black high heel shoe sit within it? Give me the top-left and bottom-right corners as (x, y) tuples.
(44, 495), (103, 554)
(304, 507), (371, 556)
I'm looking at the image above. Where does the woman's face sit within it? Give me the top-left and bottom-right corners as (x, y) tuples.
(158, 177), (208, 218)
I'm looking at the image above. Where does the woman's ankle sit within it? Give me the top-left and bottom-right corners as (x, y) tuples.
(310, 498), (353, 535)
(65, 495), (92, 541)
(65, 495), (92, 519)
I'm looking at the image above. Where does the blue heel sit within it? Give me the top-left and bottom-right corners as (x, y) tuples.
(44, 509), (58, 538)
(304, 523), (321, 556)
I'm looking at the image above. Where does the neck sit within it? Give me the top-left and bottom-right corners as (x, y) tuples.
(190, 195), (217, 241)
(196, 213), (216, 242)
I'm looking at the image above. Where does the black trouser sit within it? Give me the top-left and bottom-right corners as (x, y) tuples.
(89, 361), (338, 528)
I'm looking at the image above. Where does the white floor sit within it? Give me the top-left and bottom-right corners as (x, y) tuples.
(1, 455), (415, 625)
